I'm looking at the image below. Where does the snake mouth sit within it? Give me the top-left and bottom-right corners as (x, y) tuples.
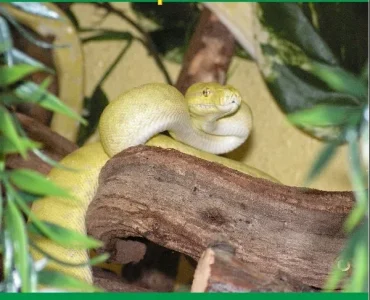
(217, 94), (241, 114)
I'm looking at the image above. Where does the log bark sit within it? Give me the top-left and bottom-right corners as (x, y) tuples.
(86, 146), (354, 289)
(191, 242), (315, 292)
(175, 7), (236, 94)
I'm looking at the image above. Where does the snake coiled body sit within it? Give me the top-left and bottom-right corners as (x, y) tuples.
(31, 83), (277, 283)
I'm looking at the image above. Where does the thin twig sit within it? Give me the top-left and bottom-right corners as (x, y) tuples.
(93, 2), (173, 85)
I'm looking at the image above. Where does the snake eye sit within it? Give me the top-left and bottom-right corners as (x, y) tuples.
(202, 88), (211, 97)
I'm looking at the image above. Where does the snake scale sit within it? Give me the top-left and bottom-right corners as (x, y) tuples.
(30, 82), (277, 284)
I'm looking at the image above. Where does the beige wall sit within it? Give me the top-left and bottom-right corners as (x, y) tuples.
(74, 3), (351, 191)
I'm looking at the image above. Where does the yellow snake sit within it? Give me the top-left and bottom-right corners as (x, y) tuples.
(30, 82), (277, 284)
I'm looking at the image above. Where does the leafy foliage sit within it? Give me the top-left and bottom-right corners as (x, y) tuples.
(0, 3), (105, 292)
(254, 3), (368, 291)
(0, 1), (368, 293)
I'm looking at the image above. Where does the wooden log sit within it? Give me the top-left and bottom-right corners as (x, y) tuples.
(175, 7), (236, 94)
(86, 145), (354, 289)
(191, 242), (315, 292)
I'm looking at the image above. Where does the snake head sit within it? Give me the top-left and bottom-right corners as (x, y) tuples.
(185, 82), (242, 119)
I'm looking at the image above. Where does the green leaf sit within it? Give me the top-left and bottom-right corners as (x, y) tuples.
(325, 218), (368, 291)
(9, 169), (72, 198)
(77, 87), (109, 146)
(301, 3), (368, 75)
(31, 240), (109, 267)
(7, 186), (101, 250)
(344, 129), (368, 232)
(307, 61), (368, 100)
(9, 3), (62, 20)
(0, 106), (27, 157)
(32, 148), (75, 171)
(304, 141), (339, 185)
(259, 3), (337, 65)
(81, 30), (133, 43)
(344, 191), (368, 232)
(38, 270), (102, 292)
(345, 240), (368, 292)
(0, 16), (13, 64)
(14, 81), (86, 125)
(0, 136), (41, 154)
(246, 3), (368, 141)
(28, 221), (102, 250)
(0, 64), (43, 86)
(2, 229), (13, 280)
(0, 185), (3, 232)
(11, 48), (55, 74)
(5, 196), (31, 292)
(0, 6), (67, 50)
(288, 105), (363, 127)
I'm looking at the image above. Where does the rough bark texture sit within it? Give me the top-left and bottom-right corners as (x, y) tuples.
(6, 113), (78, 174)
(191, 242), (316, 292)
(175, 7), (236, 94)
(86, 146), (354, 289)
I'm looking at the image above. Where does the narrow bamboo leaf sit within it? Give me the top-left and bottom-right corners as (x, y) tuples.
(344, 241), (368, 292)
(14, 191), (38, 204)
(347, 131), (368, 192)
(0, 92), (21, 105)
(28, 253), (39, 292)
(9, 169), (72, 198)
(259, 3), (338, 65)
(11, 189), (99, 250)
(38, 270), (101, 292)
(0, 185), (3, 232)
(345, 129), (368, 231)
(305, 141), (339, 185)
(2, 229), (13, 279)
(0, 106), (26, 157)
(14, 81), (86, 125)
(5, 197), (31, 292)
(325, 219), (367, 290)
(89, 253), (110, 266)
(0, 136), (41, 154)
(31, 240), (108, 267)
(32, 148), (76, 171)
(10, 3), (62, 20)
(0, 64), (43, 86)
(345, 197), (368, 233)
(28, 221), (102, 249)
(307, 61), (368, 100)
(288, 105), (363, 127)
(323, 261), (347, 291)
(81, 30), (133, 43)
(11, 48), (55, 74)
(0, 6), (67, 49)
(0, 16), (12, 51)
